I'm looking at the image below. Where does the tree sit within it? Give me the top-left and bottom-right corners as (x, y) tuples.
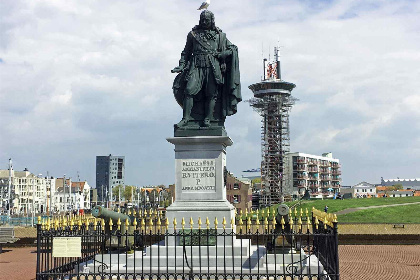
(392, 184), (403, 191)
(123, 186), (135, 202)
(112, 185), (124, 202)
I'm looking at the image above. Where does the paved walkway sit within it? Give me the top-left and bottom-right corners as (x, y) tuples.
(339, 245), (420, 280)
(1, 246), (420, 280)
(334, 202), (420, 215)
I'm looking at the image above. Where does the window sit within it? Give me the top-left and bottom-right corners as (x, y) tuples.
(233, 183), (240, 190)
(370, 189), (373, 192)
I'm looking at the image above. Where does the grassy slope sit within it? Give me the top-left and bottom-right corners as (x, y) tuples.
(338, 203), (420, 224)
(285, 196), (420, 213)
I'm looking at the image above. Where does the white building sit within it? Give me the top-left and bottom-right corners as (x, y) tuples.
(286, 152), (341, 199)
(0, 169), (47, 214)
(53, 179), (91, 212)
(353, 182), (377, 198)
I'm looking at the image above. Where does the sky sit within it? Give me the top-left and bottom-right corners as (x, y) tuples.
(1, 0), (419, 187)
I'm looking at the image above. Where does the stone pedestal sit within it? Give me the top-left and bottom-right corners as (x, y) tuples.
(166, 136), (235, 235)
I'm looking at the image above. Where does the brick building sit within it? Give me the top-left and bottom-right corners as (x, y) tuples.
(226, 173), (252, 213)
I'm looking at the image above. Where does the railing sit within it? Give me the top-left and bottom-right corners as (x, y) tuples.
(36, 209), (339, 280)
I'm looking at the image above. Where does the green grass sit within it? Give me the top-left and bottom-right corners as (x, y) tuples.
(239, 197), (420, 223)
(285, 196), (420, 214)
(338, 204), (420, 224)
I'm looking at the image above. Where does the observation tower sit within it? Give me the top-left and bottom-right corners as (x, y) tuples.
(248, 48), (297, 207)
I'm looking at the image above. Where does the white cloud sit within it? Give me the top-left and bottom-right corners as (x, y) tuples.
(1, 0), (420, 186)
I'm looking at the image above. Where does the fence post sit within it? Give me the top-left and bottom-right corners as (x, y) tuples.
(333, 220), (339, 280)
(36, 218), (42, 280)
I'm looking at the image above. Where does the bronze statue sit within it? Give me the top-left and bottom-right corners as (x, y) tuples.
(171, 10), (241, 136)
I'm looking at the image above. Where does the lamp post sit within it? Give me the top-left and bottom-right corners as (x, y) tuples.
(31, 175), (35, 227)
(63, 174), (66, 213)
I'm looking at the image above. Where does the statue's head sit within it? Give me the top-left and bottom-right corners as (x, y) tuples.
(199, 10), (215, 30)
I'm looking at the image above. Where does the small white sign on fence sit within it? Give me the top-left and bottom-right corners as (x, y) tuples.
(52, 237), (82, 258)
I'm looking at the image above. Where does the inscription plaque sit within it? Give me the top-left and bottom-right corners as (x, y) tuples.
(53, 237), (81, 258)
(181, 159), (216, 192)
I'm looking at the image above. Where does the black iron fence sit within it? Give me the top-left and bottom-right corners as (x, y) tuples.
(36, 208), (339, 280)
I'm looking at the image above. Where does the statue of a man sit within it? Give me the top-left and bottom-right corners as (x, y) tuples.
(172, 10), (241, 131)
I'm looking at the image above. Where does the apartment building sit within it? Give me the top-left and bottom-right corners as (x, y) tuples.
(286, 152), (341, 198)
(96, 155), (125, 203)
(0, 169), (47, 214)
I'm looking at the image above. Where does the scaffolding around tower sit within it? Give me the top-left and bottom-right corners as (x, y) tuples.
(247, 47), (297, 207)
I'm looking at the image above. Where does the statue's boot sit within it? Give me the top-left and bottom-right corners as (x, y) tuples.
(203, 98), (216, 127)
(202, 118), (211, 127)
(176, 118), (190, 128)
(176, 96), (193, 128)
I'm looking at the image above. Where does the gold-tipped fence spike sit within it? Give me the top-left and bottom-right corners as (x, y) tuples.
(264, 217), (268, 230)
(148, 218), (153, 227)
(244, 209), (248, 216)
(281, 216), (285, 229)
(222, 217), (226, 229)
(206, 217), (210, 229)
(101, 219), (105, 231)
(165, 217), (169, 230)
(54, 220), (59, 230)
(333, 214), (338, 223)
(256, 209), (259, 215)
(85, 219), (89, 228)
(261, 209), (265, 216)
(181, 217), (185, 230)
(324, 217), (328, 229)
(214, 217), (218, 229)
(230, 217), (235, 226)
(300, 208), (303, 217)
(127, 209), (131, 216)
(267, 208), (270, 216)
(173, 218), (177, 229)
(133, 217), (137, 227)
(37, 216), (42, 225)
(189, 217), (194, 228)
(156, 217), (161, 227)
(247, 217), (251, 226)
(256, 216), (260, 225)
(141, 218), (145, 230)
(117, 208), (120, 213)
(198, 217), (202, 229)
(109, 218), (113, 230)
(240, 209), (243, 216)
(289, 217), (294, 225)
(125, 218), (130, 227)
(289, 208), (292, 216)
(305, 208), (309, 216)
(117, 218), (121, 230)
(294, 208), (298, 216)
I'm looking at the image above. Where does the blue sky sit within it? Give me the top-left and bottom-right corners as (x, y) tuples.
(1, 0), (419, 186)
